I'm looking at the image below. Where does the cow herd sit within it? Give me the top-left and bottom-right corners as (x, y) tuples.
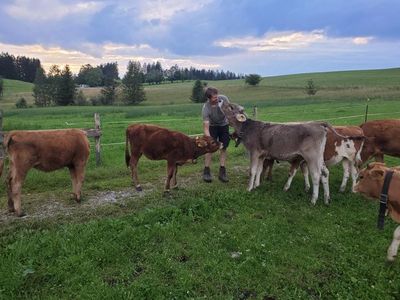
(1, 102), (400, 262)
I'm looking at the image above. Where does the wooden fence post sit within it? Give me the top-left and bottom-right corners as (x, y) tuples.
(252, 106), (258, 120)
(364, 98), (370, 123)
(94, 113), (101, 166)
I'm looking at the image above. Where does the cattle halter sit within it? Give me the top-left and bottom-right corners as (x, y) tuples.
(377, 170), (394, 230)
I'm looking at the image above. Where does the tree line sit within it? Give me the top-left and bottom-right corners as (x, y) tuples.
(0, 52), (41, 83)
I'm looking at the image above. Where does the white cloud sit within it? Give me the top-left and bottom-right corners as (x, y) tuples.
(352, 37), (373, 45)
(5, 0), (105, 21)
(0, 42), (220, 75)
(215, 30), (374, 52)
(115, 0), (213, 22)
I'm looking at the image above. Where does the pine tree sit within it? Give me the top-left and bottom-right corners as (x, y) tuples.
(56, 65), (76, 106)
(33, 67), (51, 107)
(100, 77), (117, 105)
(122, 61), (146, 105)
(190, 80), (207, 103)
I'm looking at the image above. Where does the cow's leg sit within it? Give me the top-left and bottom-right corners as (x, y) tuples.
(283, 161), (300, 192)
(261, 159), (274, 182)
(70, 162), (86, 203)
(349, 162), (359, 193)
(164, 161), (176, 195)
(8, 161), (29, 217)
(306, 159), (323, 205)
(320, 164), (330, 204)
(248, 153), (260, 191)
(300, 161), (310, 192)
(339, 159), (350, 193)
(6, 169), (15, 212)
(130, 151), (143, 191)
(375, 153), (384, 163)
(387, 226), (400, 262)
(254, 158), (265, 188)
(171, 163), (178, 189)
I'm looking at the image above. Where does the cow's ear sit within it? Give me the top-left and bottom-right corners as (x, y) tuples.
(371, 168), (385, 178)
(236, 114), (247, 122)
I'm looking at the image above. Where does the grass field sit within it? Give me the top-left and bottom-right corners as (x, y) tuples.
(1, 68), (400, 299)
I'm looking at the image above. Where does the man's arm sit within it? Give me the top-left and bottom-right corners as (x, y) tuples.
(203, 121), (210, 136)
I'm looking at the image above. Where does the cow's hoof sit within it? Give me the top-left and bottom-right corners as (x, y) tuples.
(387, 256), (396, 263)
(8, 208), (15, 213)
(16, 212), (26, 217)
(163, 190), (172, 197)
(136, 185), (143, 192)
(339, 188), (346, 193)
(172, 185), (179, 190)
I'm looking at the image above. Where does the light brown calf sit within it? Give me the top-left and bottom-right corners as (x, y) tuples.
(355, 162), (400, 261)
(0, 129), (90, 217)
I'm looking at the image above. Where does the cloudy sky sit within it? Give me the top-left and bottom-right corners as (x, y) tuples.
(1, 0), (399, 76)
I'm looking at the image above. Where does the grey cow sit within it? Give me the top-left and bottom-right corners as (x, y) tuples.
(220, 101), (331, 204)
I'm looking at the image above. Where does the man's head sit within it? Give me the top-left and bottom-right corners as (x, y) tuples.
(205, 87), (219, 105)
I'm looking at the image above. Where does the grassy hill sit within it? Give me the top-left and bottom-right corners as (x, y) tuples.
(1, 68), (399, 110)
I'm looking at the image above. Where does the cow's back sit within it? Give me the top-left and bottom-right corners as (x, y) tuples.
(259, 122), (327, 159)
(361, 120), (400, 157)
(324, 126), (364, 162)
(7, 129), (90, 172)
(127, 124), (193, 162)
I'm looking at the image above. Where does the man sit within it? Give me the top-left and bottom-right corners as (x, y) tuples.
(202, 87), (230, 183)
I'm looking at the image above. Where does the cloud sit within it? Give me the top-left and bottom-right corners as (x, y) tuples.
(115, 0), (213, 22)
(4, 0), (105, 21)
(0, 42), (220, 75)
(214, 30), (374, 52)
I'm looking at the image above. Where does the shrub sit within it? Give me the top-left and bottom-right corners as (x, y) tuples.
(16, 97), (28, 109)
(305, 79), (317, 95)
(245, 74), (262, 86)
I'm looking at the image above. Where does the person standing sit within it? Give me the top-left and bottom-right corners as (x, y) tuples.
(202, 87), (230, 183)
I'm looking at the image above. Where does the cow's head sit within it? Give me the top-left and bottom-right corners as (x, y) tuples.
(354, 162), (388, 199)
(220, 101), (247, 130)
(195, 136), (221, 155)
(359, 137), (379, 164)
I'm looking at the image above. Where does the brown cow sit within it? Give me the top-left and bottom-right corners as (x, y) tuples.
(360, 119), (400, 163)
(0, 129), (90, 217)
(125, 124), (221, 194)
(355, 162), (400, 261)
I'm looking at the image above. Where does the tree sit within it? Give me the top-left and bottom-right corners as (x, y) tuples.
(122, 61), (146, 105)
(305, 79), (317, 96)
(0, 76), (3, 98)
(190, 80), (207, 103)
(245, 74), (262, 86)
(16, 97), (28, 108)
(33, 67), (52, 107)
(100, 77), (117, 105)
(56, 65), (76, 106)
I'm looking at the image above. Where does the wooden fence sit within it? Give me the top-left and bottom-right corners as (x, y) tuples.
(0, 110), (102, 166)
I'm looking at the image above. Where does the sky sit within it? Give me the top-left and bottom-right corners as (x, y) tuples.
(0, 0), (399, 76)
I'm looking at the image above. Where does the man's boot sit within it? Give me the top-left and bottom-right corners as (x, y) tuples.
(203, 167), (212, 183)
(218, 166), (229, 183)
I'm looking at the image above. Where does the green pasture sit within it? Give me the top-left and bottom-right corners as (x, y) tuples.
(1, 69), (400, 299)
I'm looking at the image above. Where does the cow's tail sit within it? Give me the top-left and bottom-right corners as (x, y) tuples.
(125, 130), (131, 167)
(317, 122), (365, 140)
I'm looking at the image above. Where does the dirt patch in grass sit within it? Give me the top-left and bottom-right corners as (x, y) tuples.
(0, 184), (155, 223)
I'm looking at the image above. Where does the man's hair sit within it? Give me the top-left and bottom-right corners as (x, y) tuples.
(204, 87), (218, 99)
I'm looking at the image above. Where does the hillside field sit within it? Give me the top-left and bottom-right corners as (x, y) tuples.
(1, 68), (400, 299)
